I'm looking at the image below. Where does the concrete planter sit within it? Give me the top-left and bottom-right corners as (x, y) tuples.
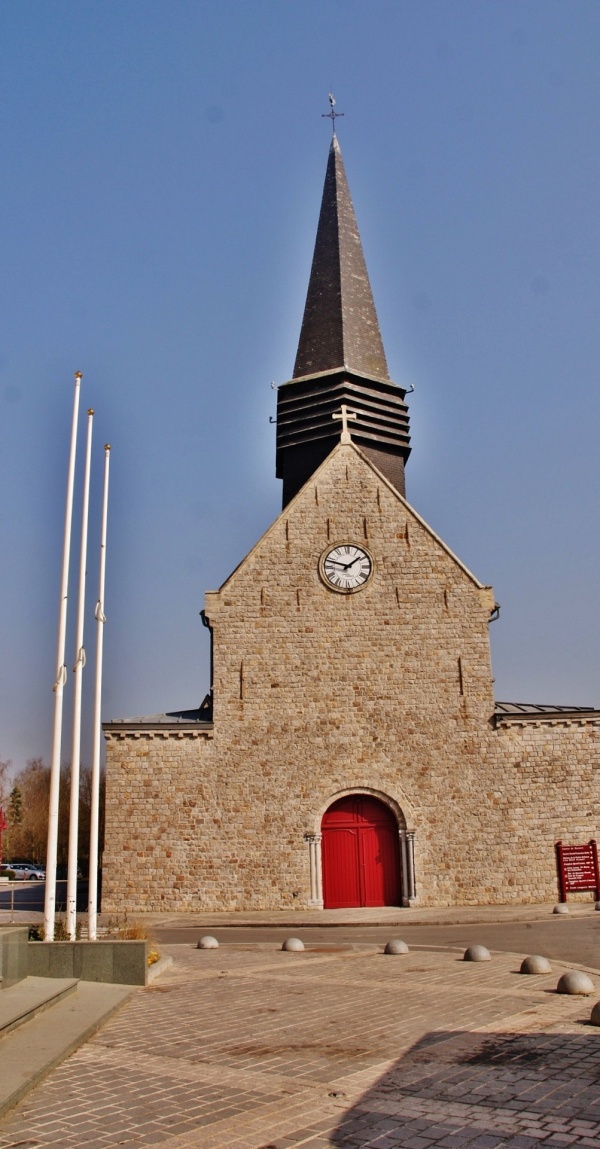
(0, 928), (29, 988)
(28, 940), (148, 985)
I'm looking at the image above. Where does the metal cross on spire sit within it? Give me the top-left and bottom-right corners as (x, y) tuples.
(333, 404), (358, 443)
(322, 92), (344, 136)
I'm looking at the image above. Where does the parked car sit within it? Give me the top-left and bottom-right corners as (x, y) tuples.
(1, 862), (45, 881)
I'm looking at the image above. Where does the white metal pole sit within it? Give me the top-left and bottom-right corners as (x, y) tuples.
(88, 444), (110, 941)
(44, 372), (82, 940)
(66, 409), (94, 940)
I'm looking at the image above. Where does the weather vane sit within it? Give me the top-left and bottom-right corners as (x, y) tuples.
(322, 92), (344, 136)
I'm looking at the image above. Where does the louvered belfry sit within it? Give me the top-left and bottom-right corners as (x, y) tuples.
(276, 134), (411, 507)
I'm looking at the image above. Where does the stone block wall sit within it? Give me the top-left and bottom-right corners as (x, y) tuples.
(102, 445), (600, 911)
(483, 718), (600, 904)
(103, 731), (215, 911)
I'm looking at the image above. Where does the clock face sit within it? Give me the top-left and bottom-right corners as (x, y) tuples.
(319, 543), (374, 593)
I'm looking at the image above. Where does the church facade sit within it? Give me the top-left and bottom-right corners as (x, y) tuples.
(102, 135), (600, 912)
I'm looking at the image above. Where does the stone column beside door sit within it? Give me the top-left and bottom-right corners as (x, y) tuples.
(305, 832), (324, 907)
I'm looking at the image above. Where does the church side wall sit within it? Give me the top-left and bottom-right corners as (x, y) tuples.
(102, 731), (215, 913)
(479, 720), (600, 904)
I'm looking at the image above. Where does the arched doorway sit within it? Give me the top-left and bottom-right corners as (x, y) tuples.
(321, 795), (402, 909)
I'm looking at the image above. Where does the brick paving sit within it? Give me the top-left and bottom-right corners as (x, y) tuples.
(0, 943), (599, 1148)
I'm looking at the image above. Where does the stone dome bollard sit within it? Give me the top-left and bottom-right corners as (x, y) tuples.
(520, 955), (552, 975)
(590, 1001), (600, 1026)
(384, 940), (409, 955)
(463, 945), (491, 962)
(553, 904), (569, 914)
(282, 937), (304, 952)
(557, 970), (594, 995)
(197, 935), (219, 949)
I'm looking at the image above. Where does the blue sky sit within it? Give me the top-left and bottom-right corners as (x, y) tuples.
(1, 1), (600, 772)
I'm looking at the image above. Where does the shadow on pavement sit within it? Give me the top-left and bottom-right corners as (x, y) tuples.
(315, 1025), (600, 1148)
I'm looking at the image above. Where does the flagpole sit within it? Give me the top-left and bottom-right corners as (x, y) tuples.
(45, 372), (82, 940)
(66, 409), (94, 940)
(88, 444), (110, 941)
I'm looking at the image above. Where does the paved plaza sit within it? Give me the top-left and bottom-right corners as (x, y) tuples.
(1, 939), (600, 1149)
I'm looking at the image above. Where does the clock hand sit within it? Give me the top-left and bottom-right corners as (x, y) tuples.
(342, 555), (363, 570)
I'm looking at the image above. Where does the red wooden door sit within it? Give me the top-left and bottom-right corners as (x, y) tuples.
(321, 796), (402, 909)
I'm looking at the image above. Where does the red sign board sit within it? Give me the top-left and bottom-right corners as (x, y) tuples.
(556, 840), (599, 902)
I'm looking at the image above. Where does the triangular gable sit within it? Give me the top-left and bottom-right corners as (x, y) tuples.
(210, 442), (491, 598)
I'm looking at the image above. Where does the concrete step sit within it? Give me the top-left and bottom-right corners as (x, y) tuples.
(0, 979), (134, 1118)
(0, 976), (78, 1036)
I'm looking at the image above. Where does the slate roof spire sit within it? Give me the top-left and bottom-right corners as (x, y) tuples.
(293, 135), (390, 382)
(276, 133), (411, 508)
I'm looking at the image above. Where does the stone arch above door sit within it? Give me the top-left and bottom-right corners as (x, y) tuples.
(305, 789), (417, 909)
(315, 786), (409, 834)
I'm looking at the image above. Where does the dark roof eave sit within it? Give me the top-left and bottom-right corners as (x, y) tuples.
(494, 701), (600, 723)
(103, 705), (214, 733)
(279, 366), (402, 392)
(103, 720), (214, 735)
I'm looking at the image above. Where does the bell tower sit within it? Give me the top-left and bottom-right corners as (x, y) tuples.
(275, 130), (411, 507)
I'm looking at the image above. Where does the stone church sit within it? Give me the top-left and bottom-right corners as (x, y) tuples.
(103, 133), (600, 912)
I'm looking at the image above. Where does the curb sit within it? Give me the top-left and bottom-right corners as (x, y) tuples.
(147, 911), (597, 930)
(146, 954), (173, 983)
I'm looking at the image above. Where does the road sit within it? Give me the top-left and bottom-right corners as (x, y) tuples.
(0, 879), (89, 914)
(152, 916), (600, 969)
(2, 885), (597, 968)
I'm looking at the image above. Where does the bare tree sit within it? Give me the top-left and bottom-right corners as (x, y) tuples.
(0, 759), (11, 808)
(8, 758), (105, 866)
(9, 759), (50, 863)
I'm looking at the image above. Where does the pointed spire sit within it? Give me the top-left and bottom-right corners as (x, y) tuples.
(293, 136), (390, 382)
(276, 133), (410, 508)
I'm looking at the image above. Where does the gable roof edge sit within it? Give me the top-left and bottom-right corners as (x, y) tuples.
(347, 442), (491, 591)
(210, 442), (490, 598)
(210, 444), (369, 597)
(209, 460), (336, 596)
